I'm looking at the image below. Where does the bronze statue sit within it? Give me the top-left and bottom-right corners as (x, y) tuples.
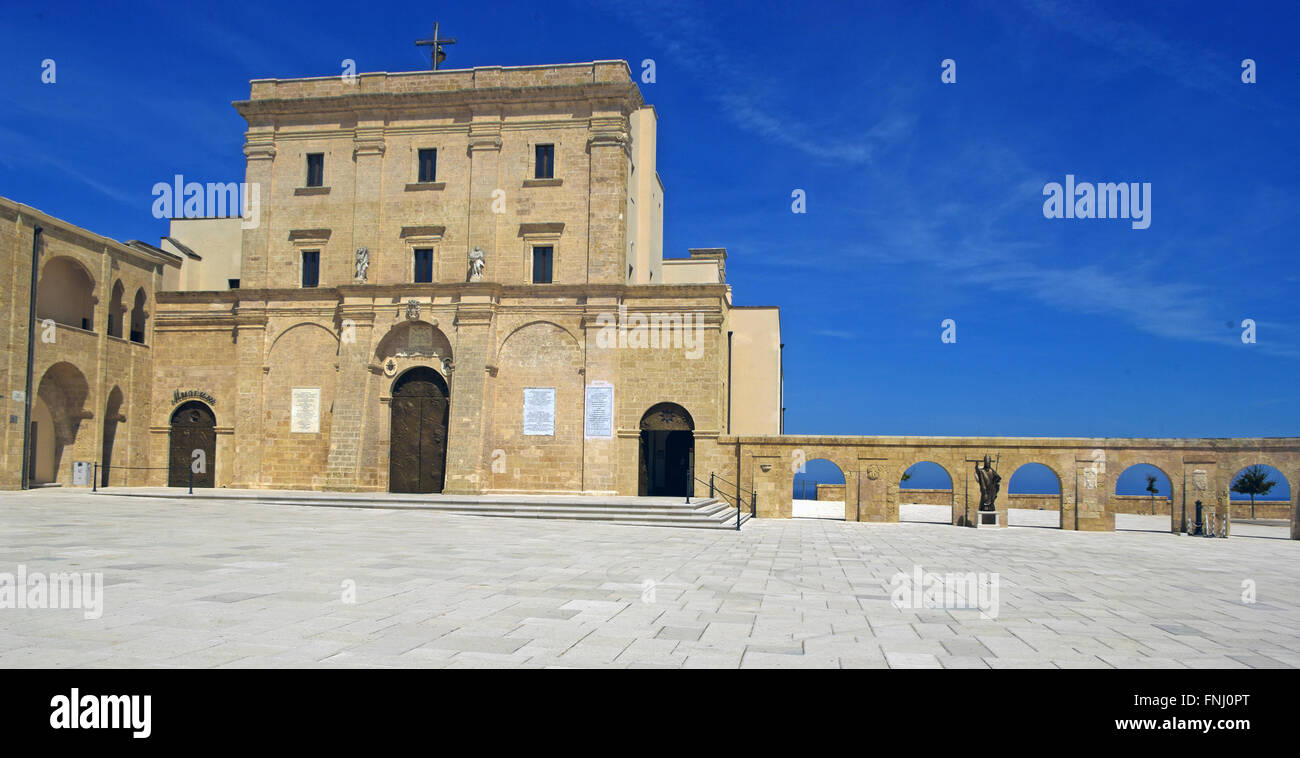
(975, 454), (1001, 512)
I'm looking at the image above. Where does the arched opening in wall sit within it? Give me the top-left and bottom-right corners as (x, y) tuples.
(899, 461), (954, 523)
(101, 387), (124, 487)
(129, 288), (148, 343)
(1006, 462), (1062, 528)
(1229, 464), (1292, 524)
(638, 403), (694, 497)
(32, 362), (90, 485)
(168, 401), (216, 488)
(388, 367), (450, 494)
(37, 257), (96, 331)
(1113, 464), (1172, 532)
(107, 281), (125, 338)
(792, 458), (845, 519)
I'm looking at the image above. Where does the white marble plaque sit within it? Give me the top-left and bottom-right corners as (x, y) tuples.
(291, 388), (321, 434)
(584, 383), (614, 439)
(523, 387), (555, 436)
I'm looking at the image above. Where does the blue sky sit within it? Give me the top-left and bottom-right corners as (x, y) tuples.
(2, 1), (1297, 479)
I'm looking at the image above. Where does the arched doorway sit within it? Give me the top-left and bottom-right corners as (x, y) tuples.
(168, 401), (215, 487)
(389, 367), (450, 494)
(639, 403), (693, 497)
(33, 362), (90, 485)
(1006, 462), (1062, 528)
(101, 387), (124, 487)
(899, 461), (954, 523)
(792, 458), (845, 519)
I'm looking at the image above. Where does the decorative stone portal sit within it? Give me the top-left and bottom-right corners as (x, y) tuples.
(168, 401), (215, 488)
(388, 367), (449, 494)
(639, 403), (694, 497)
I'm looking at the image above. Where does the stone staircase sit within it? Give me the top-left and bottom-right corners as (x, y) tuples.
(93, 488), (753, 530)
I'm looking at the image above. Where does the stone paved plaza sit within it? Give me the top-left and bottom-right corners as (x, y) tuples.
(0, 489), (1296, 668)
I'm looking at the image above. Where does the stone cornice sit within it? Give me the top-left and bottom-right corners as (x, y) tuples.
(233, 82), (643, 122)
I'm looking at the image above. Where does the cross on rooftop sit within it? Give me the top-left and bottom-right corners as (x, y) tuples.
(415, 22), (457, 71)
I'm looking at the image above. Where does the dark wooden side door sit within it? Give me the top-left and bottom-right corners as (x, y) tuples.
(169, 401), (216, 487)
(389, 368), (449, 493)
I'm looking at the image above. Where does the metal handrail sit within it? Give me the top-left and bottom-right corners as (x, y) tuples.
(689, 473), (756, 531)
(709, 471), (756, 497)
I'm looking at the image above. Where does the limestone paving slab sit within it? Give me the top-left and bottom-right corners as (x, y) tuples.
(0, 489), (1296, 669)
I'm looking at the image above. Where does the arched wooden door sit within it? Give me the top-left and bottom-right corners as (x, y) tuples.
(639, 403), (694, 497)
(168, 401), (215, 487)
(389, 367), (450, 493)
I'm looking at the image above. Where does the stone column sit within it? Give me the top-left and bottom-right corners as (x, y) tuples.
(325, 298), (375, 490)
(1072, 455), (1113, 531)
(585, 111), (630, 284)
(467, 111), (502, 281)
(443, 300), (493, 494)
(231, 302), (267, 487)
(350, 116), (386, 283)
(240, 129), (275, 289)
(580, 296), (619, 494)
(1181, 458), (1218, 534)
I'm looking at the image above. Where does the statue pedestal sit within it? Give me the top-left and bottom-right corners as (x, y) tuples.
(976, 510), (1000, 529)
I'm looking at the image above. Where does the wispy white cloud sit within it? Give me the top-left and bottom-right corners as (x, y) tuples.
(598, 0), (912, 166)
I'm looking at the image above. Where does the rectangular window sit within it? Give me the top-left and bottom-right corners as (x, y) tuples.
(532, 246), (553, 284)
(228, 278), (240, 290)
(417, 148), (437, 183)
(302, 250), (320, 287)
(413, 248), (433, 283)
(535, 144), (555, 179)
(306, 153), (324, 187)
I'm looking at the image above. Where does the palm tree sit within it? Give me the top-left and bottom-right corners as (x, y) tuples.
(1145, 474), (1159, 515)
(1231, 465), (1277, 519)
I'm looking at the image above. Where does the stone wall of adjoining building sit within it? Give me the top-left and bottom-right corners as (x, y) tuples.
(0, 197), (179, 490)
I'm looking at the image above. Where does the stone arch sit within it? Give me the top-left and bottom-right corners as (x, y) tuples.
(261, 321), (340, 488)
(899, 460), (955, 523)
(32, 362), (91, 484)
(490, 321), (584, 492)
(101, 386), (125, 487)
(1111, 462), (1174, 521)
(129, 288), (148, 343)
(107, 280), (126, 338)
(1226, 462), (1293, 520)
(1006, 460), (1063, 528)
(498, 319), (581, 356)
(373, 320), (453, 377)
(37, 256), (96, 331)
(639, 402), (695, 497)
(271, 321), (340, 354)
(793, 457), (846, 520)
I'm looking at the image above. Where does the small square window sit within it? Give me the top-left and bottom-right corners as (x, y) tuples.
(535, 144), (555, 180)
(532, 246), (553, 284)
(306, 153), (324, 187)
(418, 148), (437, 183)
(228, 278), (240, 290)
(301, 250), (320, 288)
(413, 248), (433, 283)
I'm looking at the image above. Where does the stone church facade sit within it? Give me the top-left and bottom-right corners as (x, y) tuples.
(141, 60), (782, 495)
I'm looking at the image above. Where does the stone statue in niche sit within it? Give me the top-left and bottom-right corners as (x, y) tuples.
(975, 454), (1002, 512)
(468, 246), (486, 282)
(354, 247), (369, 282)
